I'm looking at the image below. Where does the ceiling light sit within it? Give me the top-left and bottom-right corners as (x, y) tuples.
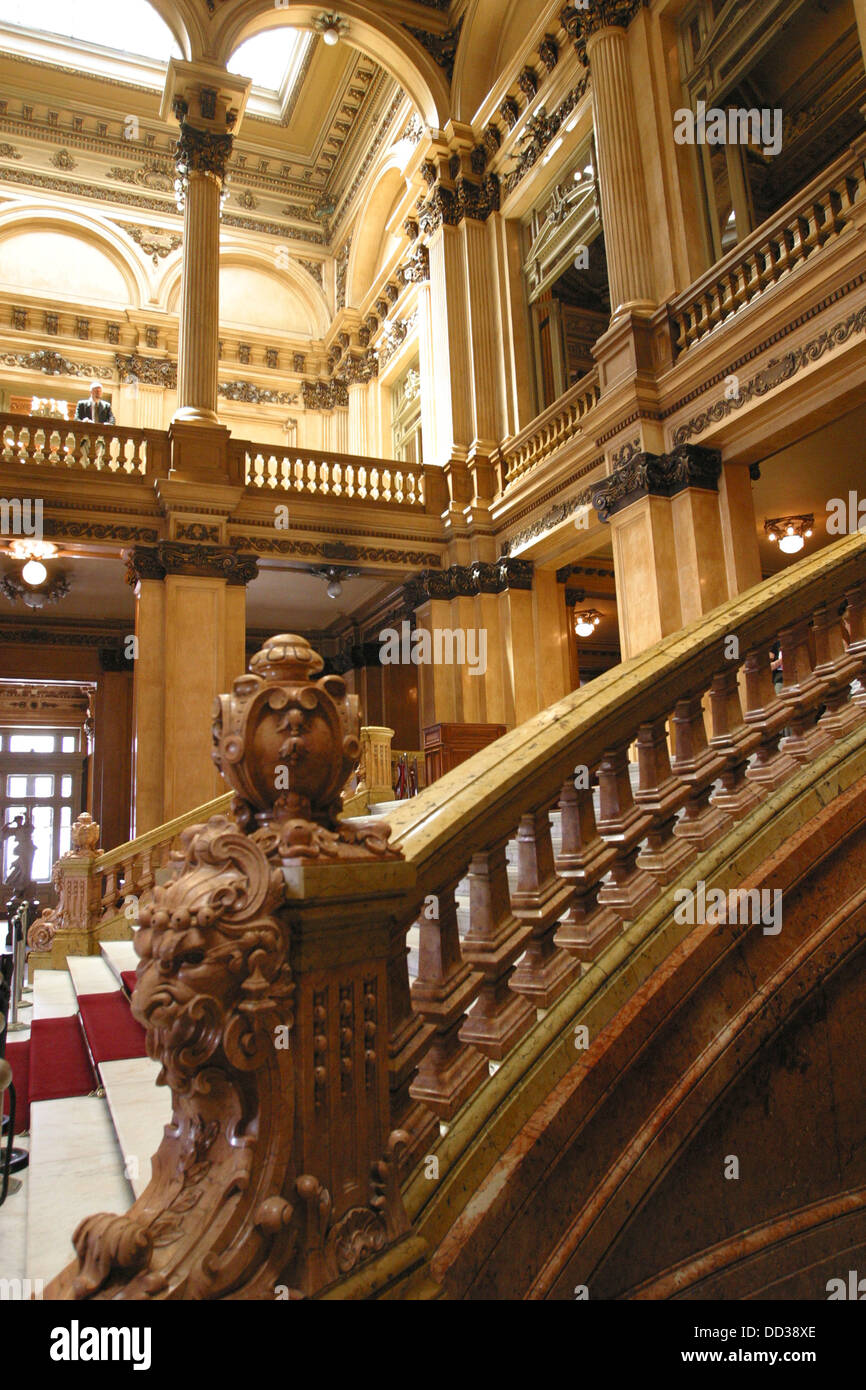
(314, 12), (349, 46)
(327, 577), (342, 598)
(22, 559), (47, 586)
(323, 25), (339, 46)
(764, 515), (813, 557)
(574, 609), (602, 638)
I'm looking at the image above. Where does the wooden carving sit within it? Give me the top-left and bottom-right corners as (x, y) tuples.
(44, 636), (410, 1300)
(27, 813), (102, 951)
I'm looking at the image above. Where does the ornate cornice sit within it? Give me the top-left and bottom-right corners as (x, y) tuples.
(229, 534), (441, 567)
(175, 122), (233, 181)
(561, 1), (649, 66)
(116, 352), (177, 389)
(585, 446), (722, 521)
(125, 543), (258, 587)
(505, 80), (589, 194)
(43, 519), (160, 544)
(404, 16), (463, 83)
(404, 558), (534, 610)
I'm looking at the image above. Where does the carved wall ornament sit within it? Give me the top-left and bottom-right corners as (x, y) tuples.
(418, 173), (501, 235)
(229, 535), (442, 567)
(219, 380), (298, 406)
(298, 259), (323, 287)
(611, 436), (642, 466)
(107, 158), (175, 192)
(76, 318), (90, 341)
(302, 380), (348, 411)
(518, 68), (539, 100)
(119, 223), (183, 266)
(49, 148), (77, 171)
(404, 17), (463, 82)
(12, 306), (27, 330)
(44, 312), (58, 335)
(343, 351), (379, 384)
(505, 80), (590, 193)
(115, 353), (178, 389)
(0, 349), (111, 379)
(0, 142), (22, 159)
(538, 35), (560, 72)
(404, 558), (534, 611)
(500, 97), (520, 130)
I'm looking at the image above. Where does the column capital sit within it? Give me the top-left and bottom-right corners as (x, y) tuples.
(125, 542), (259, 587)
(586, 444), (722, 521)
(561, 1), (650, 66)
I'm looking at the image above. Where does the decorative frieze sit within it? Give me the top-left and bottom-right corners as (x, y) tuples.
(343, 352), (379, 385)
(506, 81), (589, 193)
(49, 148), (77, 170)
(298, 258), (324, 287)
(12, 306), (27, 330)
(115, 352), (178, 388)
(229, 535), (442, 567)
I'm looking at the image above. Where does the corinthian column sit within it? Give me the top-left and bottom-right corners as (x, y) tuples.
(581, 10), (655, 318)
(160, 62), (251, 461)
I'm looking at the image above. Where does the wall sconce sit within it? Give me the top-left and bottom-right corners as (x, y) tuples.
(574, 609), (602, 638)
(764, 515), (813, 556)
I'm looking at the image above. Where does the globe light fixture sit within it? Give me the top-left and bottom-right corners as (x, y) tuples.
(326, 577), (343, 599)
(574, 609), (602, 638)
(314, 12), (349, 47)
(22, 558), (47, 586)
(764, 515), (813, 557)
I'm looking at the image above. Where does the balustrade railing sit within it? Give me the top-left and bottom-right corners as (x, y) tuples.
(234, 438), (429, 509)
(668, 145), (866, 355)
(501, 370), (601, 488)
(0, 412), (168, 477)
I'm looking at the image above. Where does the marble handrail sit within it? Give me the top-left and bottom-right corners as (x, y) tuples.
(379, 529), (866, 1155)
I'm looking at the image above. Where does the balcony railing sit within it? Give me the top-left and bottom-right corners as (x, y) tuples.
(668, 145), (866, 356)
(233, 438), (429, 509)
(500, 369), (601, 489)
(0, 412), (168, 477)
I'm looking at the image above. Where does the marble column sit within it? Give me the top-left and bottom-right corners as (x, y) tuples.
(160, 61), (251, 478)
(127, 544), (257, 830)
(585, 23), (656, 318)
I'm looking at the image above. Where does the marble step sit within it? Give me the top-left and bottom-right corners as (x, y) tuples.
(100, 938), (139, 991)
(67, 953), (119, 999)
(99, 1056), (171, 1201)
(26, 1095), (132, 1286)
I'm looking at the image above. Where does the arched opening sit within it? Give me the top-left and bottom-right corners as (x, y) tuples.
(0, 0), (189, 65)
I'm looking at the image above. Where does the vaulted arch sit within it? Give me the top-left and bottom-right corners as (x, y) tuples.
(206, 0), (451, 129)
(162, 243), (329, 338)
(345, 154), (407, 310)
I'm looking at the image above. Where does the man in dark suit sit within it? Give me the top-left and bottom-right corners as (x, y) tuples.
(75, 381), (115, 424)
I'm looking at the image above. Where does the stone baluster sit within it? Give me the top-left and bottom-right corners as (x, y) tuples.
(670, 696), (730, 850)
(387, 918), (437, 1169)
(594, 746), (657, 918)
(633, 720), (693, 882)
(742, 645), (796, 790)
(458, 839), (534, 1061)
(707, 667), (763, 819)
(843, 583), (866, 707)
(510, 808), (578, 1007)
(410, 882), (487, 1120)
(812, 602), (865, 738)
(777, 618), (834, 763)
(554, 777), (621, 960)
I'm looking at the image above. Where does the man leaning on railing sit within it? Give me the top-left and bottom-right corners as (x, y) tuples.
(75, 381), (115, 426)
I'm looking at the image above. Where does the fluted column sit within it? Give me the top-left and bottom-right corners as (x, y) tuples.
(586, 25), (655, 318)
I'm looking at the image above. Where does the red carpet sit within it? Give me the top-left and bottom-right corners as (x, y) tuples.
(29, 1016), (96, 1103)
(120, 970), (137, 998)
(77, 990), (147, 1063)
(3, 1039), (30, 1133)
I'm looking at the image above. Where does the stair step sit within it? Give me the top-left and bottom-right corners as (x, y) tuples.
(67, 954), (118, 997)
(99, 1057), (171, 1201)
(32, 967), (76, 1020)
(100, 940), (139, 992)
(26, 1095), (132, 1285)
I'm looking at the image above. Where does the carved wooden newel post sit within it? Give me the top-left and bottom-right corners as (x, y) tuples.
(45, 635), (425, 1300)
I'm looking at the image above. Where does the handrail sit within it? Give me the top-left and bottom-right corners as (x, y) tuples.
(372, 529), (866, 1158)
(668, 144), (866, 355)
(97, 793), (233, 873)
(501, 369), (601, 487)
(0, 412), (169, 478)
